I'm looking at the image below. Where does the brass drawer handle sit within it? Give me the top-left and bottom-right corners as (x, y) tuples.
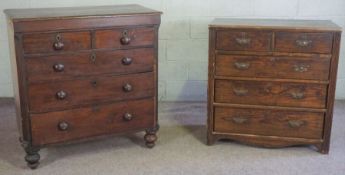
(123, 83), (133, 92)
(296, 39), (312, 47)
(232, 117), (248, 124)
(58, 121), (69, 131)
(235, 32), (251, 45)
(234, 62), (250, 70)
(120, 30), (131, 45)
(56, 90), (67, 100)
(53, 63), (64, 72)
(288, 120), (305, 128)
(293, 64), (310, 72)
(123, 113), (133, 121)
(233, 88), (248, 96)
(290, 91), (305, 99)
(53, 34), (64, 50)
(122, 57), (132, 65)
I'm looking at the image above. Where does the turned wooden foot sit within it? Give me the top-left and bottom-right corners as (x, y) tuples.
(20, 137), (40, 169)
(145, 125), (159, 148)
(24, 148), (40, 169)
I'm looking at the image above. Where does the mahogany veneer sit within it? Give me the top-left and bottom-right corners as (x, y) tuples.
(5, 4), (161, 169)
(207, 18), (342, 153)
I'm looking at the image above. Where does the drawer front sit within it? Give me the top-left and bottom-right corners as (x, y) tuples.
(216, 30), (272, 52)
(275, 32), (333, 54)
(26, 48), (155, 82)
(214, 107), (324, 139)
(23, 31), (91, 54)
(95, 27), (155, 49)
(28, 72), (155, 113)
(215, 54), (331, 80)
(215, 80), (327, 108)
(31, 98), (154, 146)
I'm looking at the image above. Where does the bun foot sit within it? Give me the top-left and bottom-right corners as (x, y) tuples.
(144, 125), (159, 148)
(25, 150), (40, 169)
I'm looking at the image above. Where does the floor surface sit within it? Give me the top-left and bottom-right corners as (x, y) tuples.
(0, 99), (344, 175)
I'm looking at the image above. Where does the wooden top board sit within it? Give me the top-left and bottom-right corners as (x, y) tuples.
(4, 4), (162, 22)
(210, 18), (342, 31)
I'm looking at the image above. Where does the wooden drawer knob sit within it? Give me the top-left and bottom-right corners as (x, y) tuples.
(53, 63), (65, 72)
(122, 57), (132, 65)
(56, 90), (67, 100)
(123, 113), (133, 121)
(58, 121), (69, 131)
(123, 83), (132, 92)
(53, 34), (64, 50)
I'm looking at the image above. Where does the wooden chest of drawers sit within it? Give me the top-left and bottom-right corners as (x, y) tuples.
(207, 18), (342, 153)
(5, 4), (161, 168)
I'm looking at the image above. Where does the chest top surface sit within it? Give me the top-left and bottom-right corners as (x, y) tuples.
(4, 4), (162, 22)
(210, 18), (342, 32)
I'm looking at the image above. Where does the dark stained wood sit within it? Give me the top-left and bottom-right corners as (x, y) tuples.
(215, 79), (327, 109)
(26, 48), (154, 82)
(28, 72), (154, 113)
(214, 106), (324, 139)
(207, 18), (342, 153)
(95, 27), (155, 49)
(216, 30), (272, 52)
(23, 31), (91, 54)
(5, 4), (161, 168)
(275, 32), (333, 54)
(31, 98), (154, 146)
(215, 54), (331, 80)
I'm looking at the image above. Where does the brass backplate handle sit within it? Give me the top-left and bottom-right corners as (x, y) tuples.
(293, 64), (310, 72)
(233, 88), (248, 96)
(288, 120), (305, 128)
(290, 91), (305, 99)
(232, 117), (248, 124)
(234, 62), (250, 70)
(296, 39), (312, 47)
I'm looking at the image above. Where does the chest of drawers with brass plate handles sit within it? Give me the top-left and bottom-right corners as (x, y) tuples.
(5, 4), (161, 169)
(207, 18), (342, 153)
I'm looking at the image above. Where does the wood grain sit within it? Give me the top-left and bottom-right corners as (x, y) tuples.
(215, 54), (331, 80)
(31, 98), (154, 146)
(214, 106), (324, 139)
(26, 48), (154, 82)
(23, 31), (91, 54)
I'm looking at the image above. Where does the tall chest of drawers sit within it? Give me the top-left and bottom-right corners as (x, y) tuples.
(207, 18), (342, 153)
(5, 4), (161, 168)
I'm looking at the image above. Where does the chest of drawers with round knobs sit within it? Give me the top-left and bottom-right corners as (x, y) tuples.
(5, 4), (161, 169)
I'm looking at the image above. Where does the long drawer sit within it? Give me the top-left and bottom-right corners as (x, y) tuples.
(28, 72), (155, 113)
(215, 79), (327, 108)
(215, 54), (331, 80)
(26, 48), (155, 82)
(31, 98), (154, 146)
(214, 106), (324, 139)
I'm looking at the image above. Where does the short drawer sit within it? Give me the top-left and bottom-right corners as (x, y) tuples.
(214, 106), (324, 139)
(28, 72), (154, 113)
(26, 48), (155, 82)
(23, 31), (91, 54)
(95, 27), (155, 49)
(275, 32), (333, 54)
(215, 54), (331, 80)
(31, 98), (154, 146)
(216, 30), (272, 52)
(214, 79), (327, 108)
